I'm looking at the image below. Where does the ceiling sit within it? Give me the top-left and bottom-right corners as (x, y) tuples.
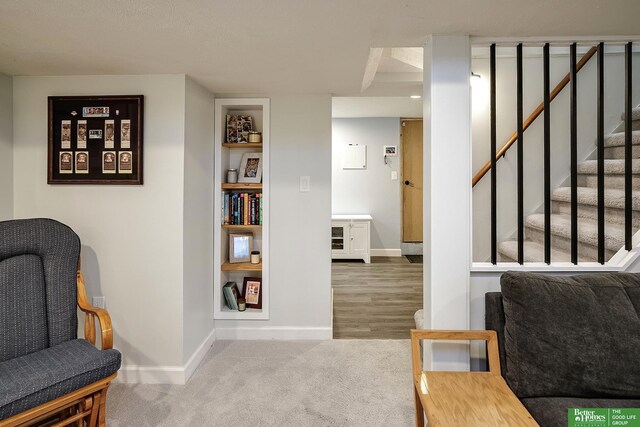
(1, 1), (640, 96)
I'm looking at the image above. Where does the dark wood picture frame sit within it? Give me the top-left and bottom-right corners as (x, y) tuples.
(48, 95), (144, 185)
(242, 277), (262, 309)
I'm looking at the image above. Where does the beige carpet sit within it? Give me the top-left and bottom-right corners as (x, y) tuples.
(107, 340), (414, 427)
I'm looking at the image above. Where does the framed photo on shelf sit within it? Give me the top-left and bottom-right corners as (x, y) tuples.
(229, 233), (253, 263)
(226, 114), (253, 143)
(48, 95), (144, 184)
(237, 152), (263, 183)
(242, 277), (262, 309)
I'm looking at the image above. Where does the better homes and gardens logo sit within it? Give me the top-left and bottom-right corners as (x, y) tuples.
(568, 408), (640, 427)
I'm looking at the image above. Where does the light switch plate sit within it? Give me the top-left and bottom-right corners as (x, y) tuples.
(300, 176), (311, 192)
(391, 171), (398, 180)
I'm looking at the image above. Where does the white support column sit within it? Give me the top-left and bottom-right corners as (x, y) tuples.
(422, 35), (472, 371)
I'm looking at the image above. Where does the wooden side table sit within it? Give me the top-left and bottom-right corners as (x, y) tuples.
(411, 330), (539, 427)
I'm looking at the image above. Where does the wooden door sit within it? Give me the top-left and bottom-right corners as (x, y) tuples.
(401, 119), (423, 242)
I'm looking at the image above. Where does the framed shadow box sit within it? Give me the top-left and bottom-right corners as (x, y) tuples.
(48, 95), (144, 184)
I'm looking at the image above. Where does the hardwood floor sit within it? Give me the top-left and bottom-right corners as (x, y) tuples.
(332, 256), (423, 339)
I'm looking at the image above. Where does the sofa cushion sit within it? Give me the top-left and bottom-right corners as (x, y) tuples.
(0, 255), (49, 362)
(0, 339), (121, 420)
(484, 292), (507, 377)
(522, 397), (640, 427)
(501, 271), (640, 398)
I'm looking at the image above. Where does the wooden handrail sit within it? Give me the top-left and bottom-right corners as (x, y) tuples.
(472, 45), (598, 187)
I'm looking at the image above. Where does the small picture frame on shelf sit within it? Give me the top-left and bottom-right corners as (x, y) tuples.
(237, 152), (263, 183)
(229, 232), (253, 263)
(226, 115), (253, 143)
(242, 277), (262, 309)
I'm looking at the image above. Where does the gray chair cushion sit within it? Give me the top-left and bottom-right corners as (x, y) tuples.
(0, 255), (49, 361)
(522, 397), (640, 427)
(0, 219), (80, 361)
(0, 339), (121, 420)
(501, 271), (640, 399)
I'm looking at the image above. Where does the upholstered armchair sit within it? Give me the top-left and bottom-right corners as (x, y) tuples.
(0, 219), (121, 426)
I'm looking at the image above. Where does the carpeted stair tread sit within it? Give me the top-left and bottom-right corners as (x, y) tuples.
(621, 107), (640, 122)
(552, 186), (640, 210)
(604, 130), (640, 148)
(577, 159), (640, 175)
(526, 213), (624, 252)
(498, 240), (575, 263)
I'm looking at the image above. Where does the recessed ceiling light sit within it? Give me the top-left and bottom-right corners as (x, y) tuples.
(410, 95), (421, 99)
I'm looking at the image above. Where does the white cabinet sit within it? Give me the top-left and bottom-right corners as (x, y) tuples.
(331, 215), (372, 263)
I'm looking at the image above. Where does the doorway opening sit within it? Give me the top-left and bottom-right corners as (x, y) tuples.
(331, 47), (425, 338)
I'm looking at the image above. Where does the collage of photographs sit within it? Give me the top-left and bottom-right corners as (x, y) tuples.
(226, 114), (253, 143)
(58, 112), (133, 175)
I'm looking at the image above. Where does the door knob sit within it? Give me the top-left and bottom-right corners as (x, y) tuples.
(404, 180), (414, 187)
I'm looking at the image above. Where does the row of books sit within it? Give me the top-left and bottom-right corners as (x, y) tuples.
(223, 192), (262, 225)
(223, 282), (240, 310)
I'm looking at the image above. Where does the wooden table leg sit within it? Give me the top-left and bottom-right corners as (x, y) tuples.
(414, 386), (425, 427)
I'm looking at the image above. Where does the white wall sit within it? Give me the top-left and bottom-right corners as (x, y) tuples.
(13, 75), (188, 378)
(332, 118), (402, 252)
(183, 77), (215, 364)
(0, 74), (12, 220)
(215, 94), (333, 339)
(472, 49), (640, 262)
(332, 97), (422, 118)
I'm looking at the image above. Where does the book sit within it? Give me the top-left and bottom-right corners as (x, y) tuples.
(223, 281), (239, 310)
(233, 193), (239, 224)
(223, 192), (229, 225)
(244, 193), (249, 225)
(250, 196), (255, 224)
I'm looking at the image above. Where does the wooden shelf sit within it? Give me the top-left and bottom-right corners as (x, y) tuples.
(222, 224), (262, 229)
(221, 262), (262, 271)
(221, 183), (262, 190)
(222, 143), (263, 149)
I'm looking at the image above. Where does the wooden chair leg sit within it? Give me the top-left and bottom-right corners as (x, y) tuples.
(87, 391), (100, 427)
(97, 385), (109, 427)
(414, 387), (425, 427)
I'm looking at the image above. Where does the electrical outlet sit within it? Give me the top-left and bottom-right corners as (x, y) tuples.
(92, 296), (105, 309)
(300, 176), (311, 192)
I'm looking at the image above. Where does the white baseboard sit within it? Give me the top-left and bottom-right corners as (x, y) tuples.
(370, 248), (402, 257)
(215, 326), (332, 340)
(184, 328), (216, 382)
(116, 365), (186, 385)
(117, 328), (216, 385)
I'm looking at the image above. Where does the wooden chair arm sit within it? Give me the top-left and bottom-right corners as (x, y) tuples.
(76, 270), (114, 350)
(410, 329), (501, 376)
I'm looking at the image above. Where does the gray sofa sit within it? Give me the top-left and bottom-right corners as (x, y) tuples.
(485, 271), (640, 427)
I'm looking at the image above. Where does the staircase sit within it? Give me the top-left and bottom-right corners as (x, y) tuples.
(498, 107), (640, 263)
